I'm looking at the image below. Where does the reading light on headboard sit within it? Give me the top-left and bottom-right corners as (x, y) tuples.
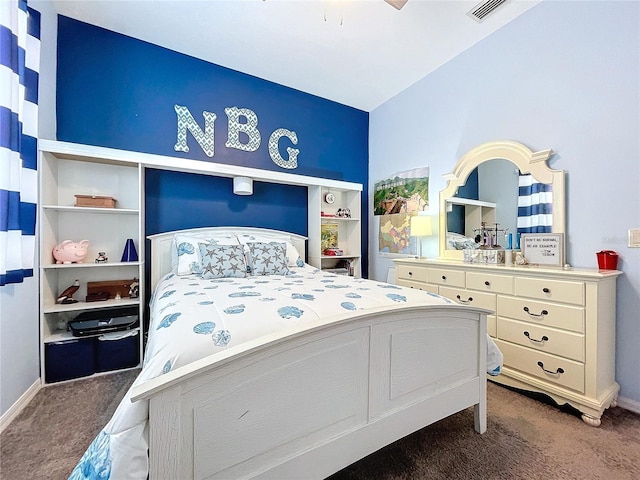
(233, 177), (253, 195)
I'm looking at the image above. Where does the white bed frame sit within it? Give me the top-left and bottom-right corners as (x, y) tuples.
(132, 227), (489, 480)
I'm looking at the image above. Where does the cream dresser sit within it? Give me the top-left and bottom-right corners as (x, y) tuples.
(393, 258), (622, 426)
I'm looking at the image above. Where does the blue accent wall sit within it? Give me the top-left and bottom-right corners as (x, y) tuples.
(145, 169), (308, 236)
(56, 16), (369, 278)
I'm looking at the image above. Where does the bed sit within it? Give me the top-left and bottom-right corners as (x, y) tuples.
(70, 226), (500, 480)
(447, 231), (481, 250)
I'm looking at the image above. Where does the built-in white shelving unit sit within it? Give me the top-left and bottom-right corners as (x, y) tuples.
(38, 139), (365, 382)
(308, 185), (362, 277)
(39, 140), (145, 383)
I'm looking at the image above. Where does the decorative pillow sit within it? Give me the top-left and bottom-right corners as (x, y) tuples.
(237, 234), (304, 267)
(174, 233), (239, 275)
(247, 242), (289, 276)
(199, 243), (247, 279)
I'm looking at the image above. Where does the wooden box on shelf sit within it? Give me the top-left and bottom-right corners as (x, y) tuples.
(74, 195), (117, 208)
(87, 279), (137, 301)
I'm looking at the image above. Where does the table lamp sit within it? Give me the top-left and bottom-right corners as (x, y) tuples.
(410, 215), (433, 259)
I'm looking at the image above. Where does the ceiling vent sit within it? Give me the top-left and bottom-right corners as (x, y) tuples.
(467, 0), (509, 23)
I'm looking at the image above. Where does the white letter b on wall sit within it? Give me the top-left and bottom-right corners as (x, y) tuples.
(225, 107), (261, 152)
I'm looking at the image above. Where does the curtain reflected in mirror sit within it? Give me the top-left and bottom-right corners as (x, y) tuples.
(517, 174), (552, 234)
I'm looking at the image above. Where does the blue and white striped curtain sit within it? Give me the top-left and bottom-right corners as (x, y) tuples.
(517, 173), (552, 234)
(0, 0), (40, 286)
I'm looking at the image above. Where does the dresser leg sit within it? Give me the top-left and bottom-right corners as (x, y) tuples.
(581, 413), (601, 427)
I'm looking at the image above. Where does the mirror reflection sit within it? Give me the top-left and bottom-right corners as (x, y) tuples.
(446, 159), (523, 250)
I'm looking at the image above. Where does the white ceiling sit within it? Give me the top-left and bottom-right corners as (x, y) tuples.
(51, 0), (542, 111)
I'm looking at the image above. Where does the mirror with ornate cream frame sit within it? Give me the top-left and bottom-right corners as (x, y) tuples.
(439, 140), (565, 261)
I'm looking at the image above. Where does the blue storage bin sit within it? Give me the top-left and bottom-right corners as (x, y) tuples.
(95, 330), (140, 372)
(45, 337), (95, 383)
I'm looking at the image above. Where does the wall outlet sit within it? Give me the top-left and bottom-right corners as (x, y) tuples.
(629, 228), (640, 248)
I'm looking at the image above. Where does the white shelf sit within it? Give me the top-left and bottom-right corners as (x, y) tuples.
(39, 138), (361, 190)
(44, 326), (141, 344)
(447, 197), (496, 208)
(320, 216), (360, 222)
(42, 205), (139, 215)
(39, 142), (145, 384)
(43, 297), (140, 314)
(42, 261), (142, 270)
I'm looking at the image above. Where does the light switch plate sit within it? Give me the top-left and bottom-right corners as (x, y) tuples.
(629, 228), (640, 248)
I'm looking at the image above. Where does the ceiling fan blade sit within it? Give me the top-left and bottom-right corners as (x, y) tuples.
(384, 0), (408, 10)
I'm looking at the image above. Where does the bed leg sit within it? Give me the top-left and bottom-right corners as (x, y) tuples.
(474, 400), (487, 434)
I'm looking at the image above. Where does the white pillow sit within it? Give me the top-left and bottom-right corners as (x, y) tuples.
(173, 233), (239, 275)
(236, 233), (303, 267)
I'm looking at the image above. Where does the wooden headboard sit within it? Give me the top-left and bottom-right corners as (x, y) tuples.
(147, 226), (307, 290)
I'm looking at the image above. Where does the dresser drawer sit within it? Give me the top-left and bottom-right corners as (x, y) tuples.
(515, 277), (585, 306)
(440, 286), (496, 312)
(498, 296), (584, 334)
(397, 279), (437, 293)
(396, 264), (427, 283)
(497, 317), (584, 362)
(495, 339), (585, 393)
(427, 268), (465, 288)
(466, 272), (514, 295)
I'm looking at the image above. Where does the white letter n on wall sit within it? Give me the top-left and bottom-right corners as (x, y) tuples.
(174, 105), (217, 157)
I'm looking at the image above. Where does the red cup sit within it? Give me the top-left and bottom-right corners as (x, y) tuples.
(596, 250), (618, 270)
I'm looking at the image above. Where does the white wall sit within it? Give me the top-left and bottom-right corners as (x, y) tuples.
(369, 1), (639, 405)
(0, 0), (57, 419)
(0, 277), (40, 415)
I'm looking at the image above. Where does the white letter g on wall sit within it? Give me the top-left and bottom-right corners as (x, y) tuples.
(269, 128), (299, 169)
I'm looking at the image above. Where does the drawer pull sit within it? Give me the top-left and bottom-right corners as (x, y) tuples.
(408, 271), (413, 276)
(542, 287), (550, 293)
(484, 281), (490, 286)
(523, 306), (548, 318)
(456, 295), (473, 304)
(537, 361), (564, 376)
(441, 275), (447, 280)
(524, 331), (549, 344)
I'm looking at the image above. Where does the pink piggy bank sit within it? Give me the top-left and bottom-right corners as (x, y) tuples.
(53, 240), (90, 264)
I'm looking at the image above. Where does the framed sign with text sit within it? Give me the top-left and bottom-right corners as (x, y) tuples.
(521, 233), (565, 267)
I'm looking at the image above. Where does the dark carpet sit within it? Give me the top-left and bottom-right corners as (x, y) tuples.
(1, 370), (639, 480)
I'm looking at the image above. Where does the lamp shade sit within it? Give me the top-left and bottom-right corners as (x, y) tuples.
(410, 215), (433, 237)
(233, 176), (253, 195)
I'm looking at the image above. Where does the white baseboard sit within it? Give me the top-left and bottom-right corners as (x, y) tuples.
(616, 395), (640, 415)
(0, 379), (41, 434)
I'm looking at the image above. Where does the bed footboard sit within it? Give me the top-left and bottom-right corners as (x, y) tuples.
(132, 305), (487, 480)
